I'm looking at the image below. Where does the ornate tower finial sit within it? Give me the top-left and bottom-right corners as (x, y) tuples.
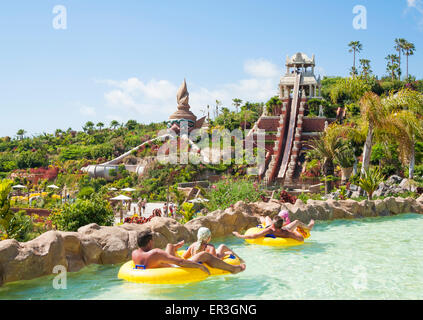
(177, 78), (190, 108)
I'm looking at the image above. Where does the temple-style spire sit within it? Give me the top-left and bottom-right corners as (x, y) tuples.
(177, 78), (190, 107)
(168, 79), (197, 126)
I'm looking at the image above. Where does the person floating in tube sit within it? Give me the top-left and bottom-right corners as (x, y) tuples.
(182, 227), (245, 263)
(232, 213), (314, 242)
(132, 230), (246, 274)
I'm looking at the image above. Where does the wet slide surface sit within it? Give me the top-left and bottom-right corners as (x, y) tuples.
(278, 72), (301, 179)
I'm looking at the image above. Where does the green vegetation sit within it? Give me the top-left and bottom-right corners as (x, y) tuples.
(358, 167), (385, 200)
(204, 178), (265, 212)
(50, 194), (114, 232)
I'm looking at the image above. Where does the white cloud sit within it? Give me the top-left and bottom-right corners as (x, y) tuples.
(78, 103), (96, 116)
(405, 0), (423, 29)
(244, 59), (279, 78)
(408, 0), (417, 7)
(99, 58), (281, 123)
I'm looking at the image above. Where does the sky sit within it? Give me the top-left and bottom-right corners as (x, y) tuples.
(0, 0), (422, 137)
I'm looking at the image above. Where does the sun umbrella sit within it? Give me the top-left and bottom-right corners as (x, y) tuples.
(12, 184), (27, 189)
(110, 195), (132, 201)
(121, 187), (136, 192)
(188, 198), (209, 203)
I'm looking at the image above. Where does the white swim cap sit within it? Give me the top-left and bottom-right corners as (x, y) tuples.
(197, 227), (211, 242)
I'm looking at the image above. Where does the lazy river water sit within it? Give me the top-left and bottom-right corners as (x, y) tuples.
(1, 213), (423, 300)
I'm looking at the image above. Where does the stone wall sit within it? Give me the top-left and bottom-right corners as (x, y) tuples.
(302, 118), (336, 132)
(0, 195), (422, 287)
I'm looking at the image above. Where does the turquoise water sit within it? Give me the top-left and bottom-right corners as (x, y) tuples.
(1, 213), (423, 300)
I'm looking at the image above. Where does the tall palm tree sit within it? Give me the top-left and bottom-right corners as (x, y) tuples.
(394, 38), (407, 79)
(359, 92), (388, 176)
(348, 41), (363, 76)
(382, 89), (423, 178)
(402, 41), (416, 80)
(384, 110), (422, 179)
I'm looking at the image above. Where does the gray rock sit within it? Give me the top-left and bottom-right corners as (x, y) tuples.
(386, 175), (403, 186)
(399, 179), (418, 192)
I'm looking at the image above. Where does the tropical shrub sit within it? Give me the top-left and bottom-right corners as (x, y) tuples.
(358, 167), (385, 200)
(6, 210), (33, 241)
(205, 178), (265, 211)
(180, 202), (196, 223)
(0, 179), (33, 241)
(50, 194), (114, 231)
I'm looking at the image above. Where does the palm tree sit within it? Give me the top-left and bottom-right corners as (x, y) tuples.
(359, 92), (388, 176)
(96, 122), (104, 131)
(348, 41), (363, 76)
(358, 167), (385, 200)
(306, 125), (346, 193)
(16, 129), (26, 140)
(110, 120), (120, 130)
(394, 38), (407, 79)
(402, 40), (416, 80)
(382, 89), (423, 179)
(232, 98), (243, 113)
(384, 110), (422, 179)
(359, 59), (372, 78)
(83, 121), (95, 134)
(385, 54), (400, 80)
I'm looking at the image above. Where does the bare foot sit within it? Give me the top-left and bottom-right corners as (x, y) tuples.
(174, 240), (185, 249)
(307, 219), (315, 230)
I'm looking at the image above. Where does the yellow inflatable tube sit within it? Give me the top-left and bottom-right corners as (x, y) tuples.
(118, 250), (241, 284)
(244, 225), (310, 247)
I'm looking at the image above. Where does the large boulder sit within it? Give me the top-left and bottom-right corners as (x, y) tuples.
(249, 201), (281, 216)
(61, 232), (85, 272)
(1, 231), (67, 284)
(399, 179), (418, 193)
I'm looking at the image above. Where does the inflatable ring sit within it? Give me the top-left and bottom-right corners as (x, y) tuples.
(243, 225), (310, 247)
(118, 250), (241, 284)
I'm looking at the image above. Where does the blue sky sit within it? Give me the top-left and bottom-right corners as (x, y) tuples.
(0, 0), (422, 137)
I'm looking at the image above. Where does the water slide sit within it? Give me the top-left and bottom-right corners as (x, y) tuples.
(277, 72), (302, 179)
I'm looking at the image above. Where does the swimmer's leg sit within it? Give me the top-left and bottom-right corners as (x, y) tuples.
(216, 244), (245, 263)
(191, 251), (246, 274)
(165, 240), (185, 257)
(284, 219), (315, 232)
